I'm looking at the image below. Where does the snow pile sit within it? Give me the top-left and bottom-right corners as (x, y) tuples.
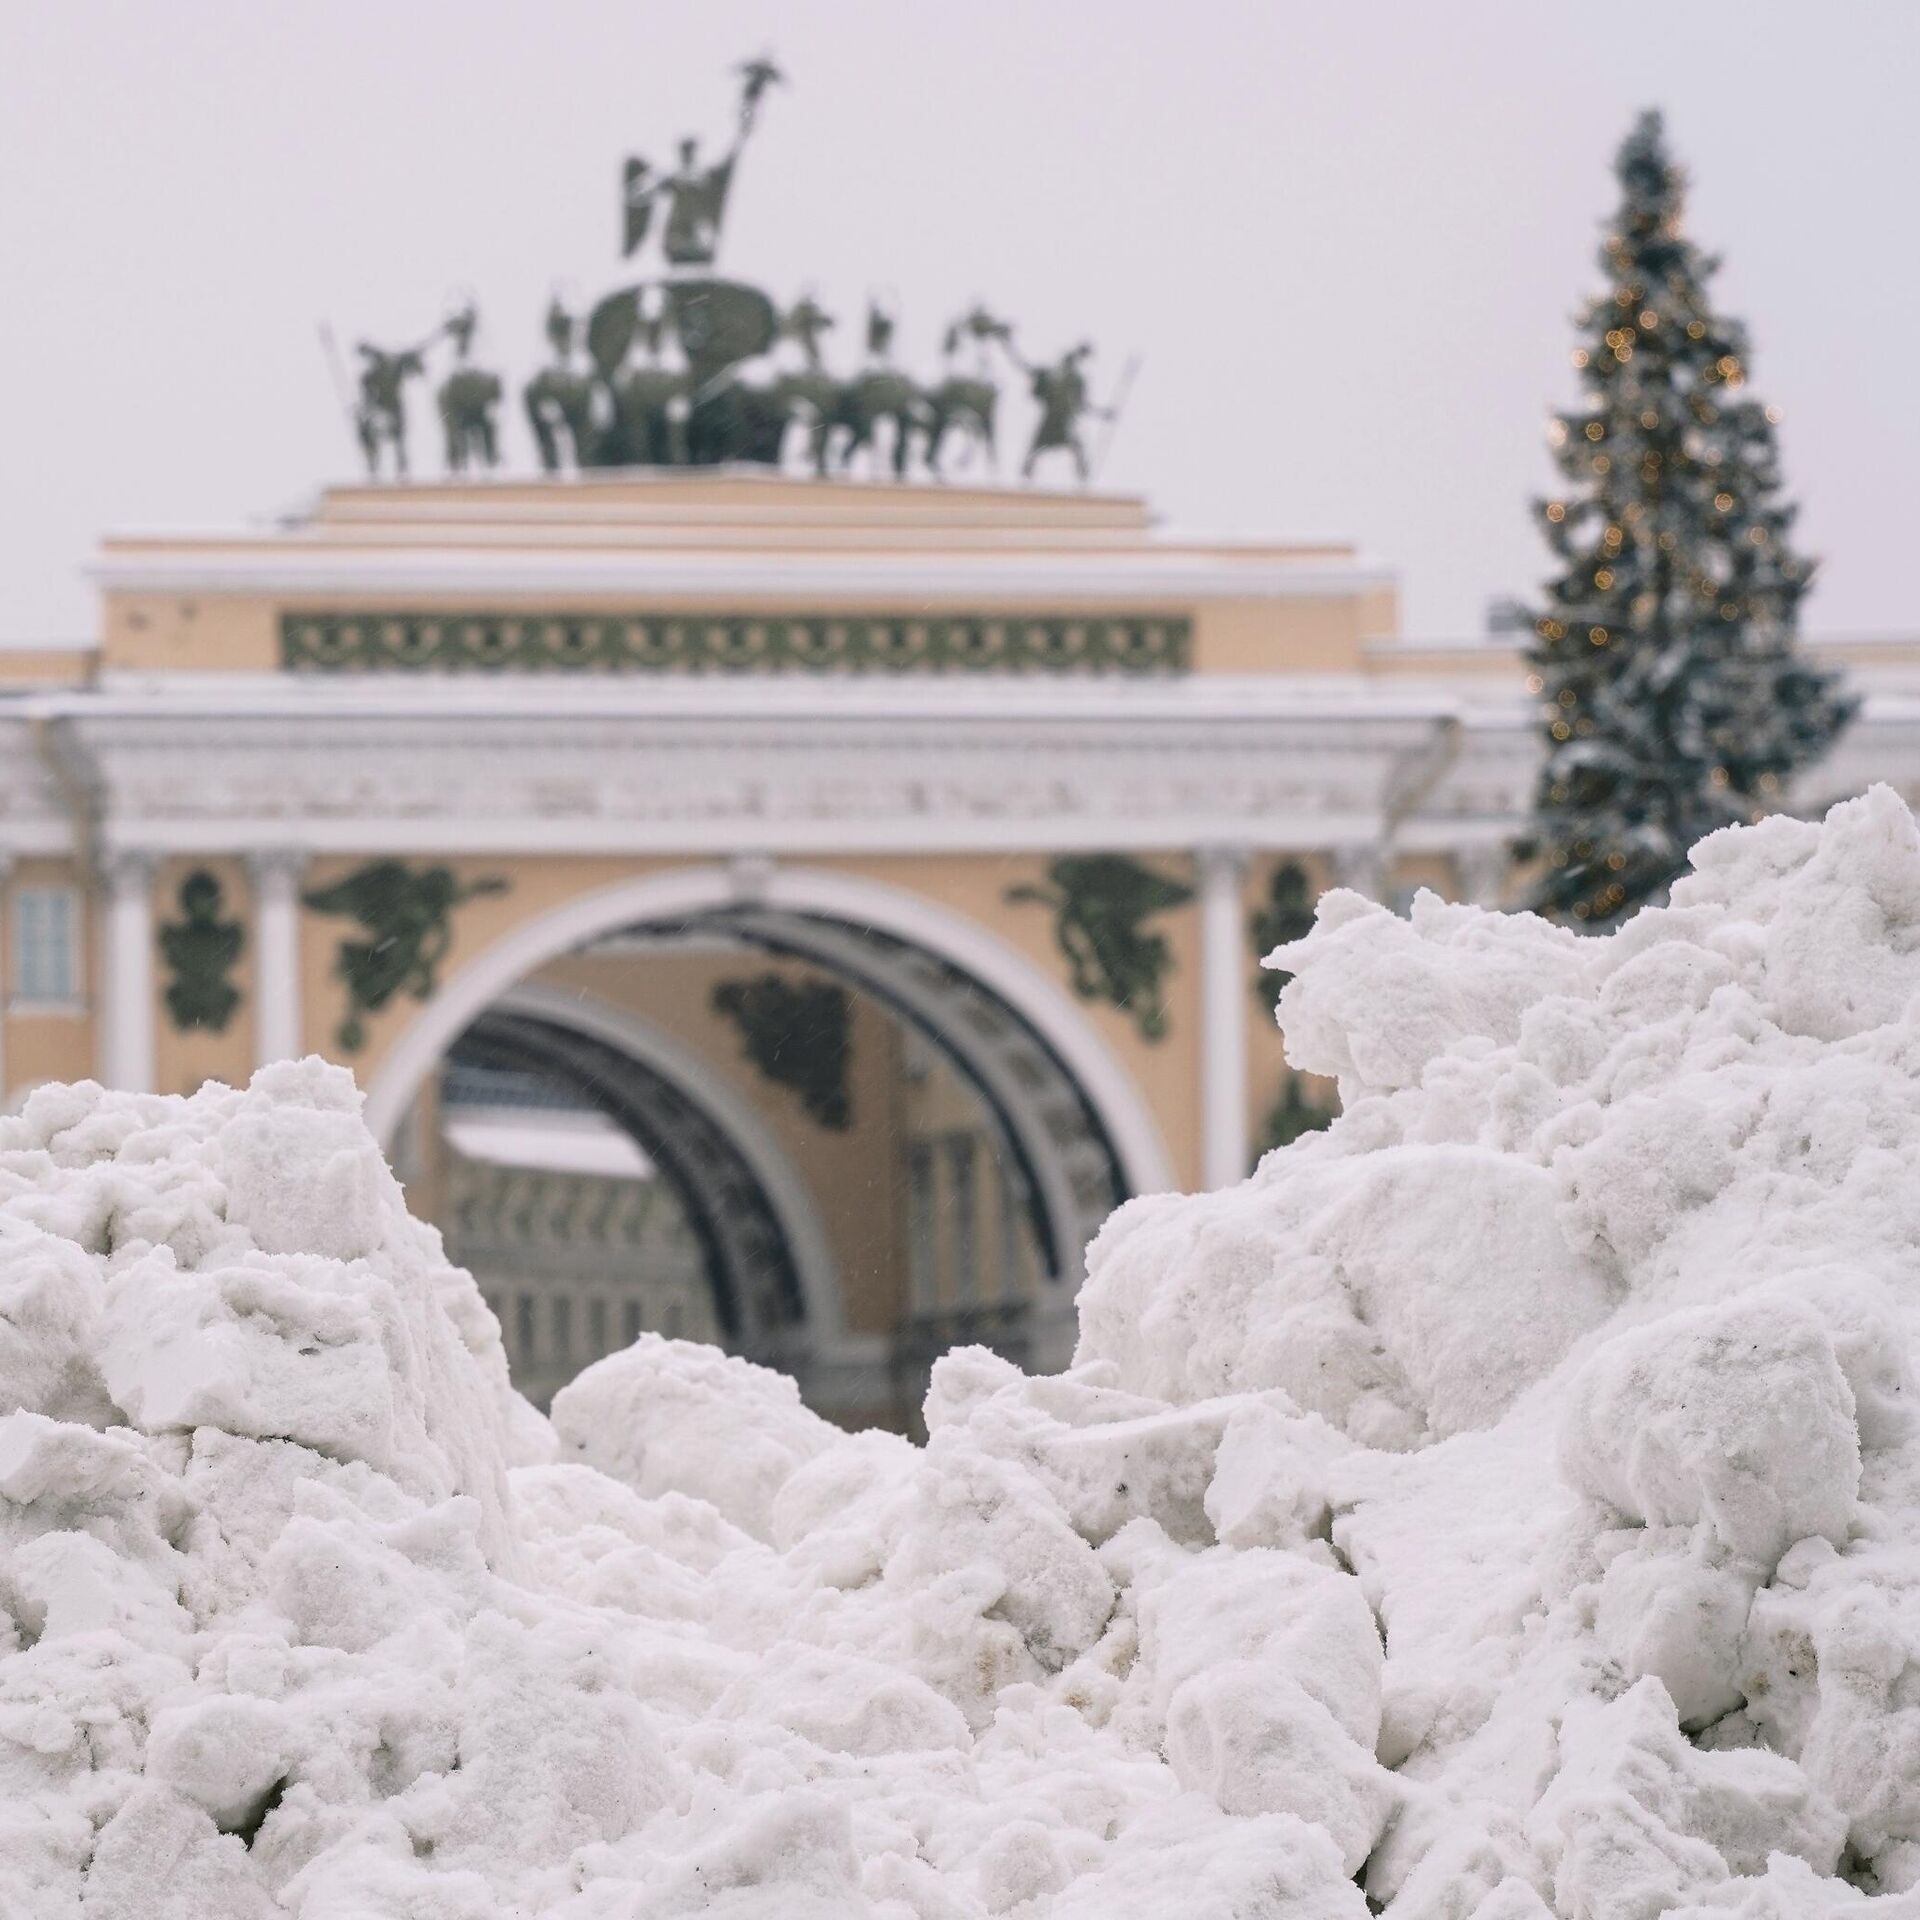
(6, 788), (1920, 1914)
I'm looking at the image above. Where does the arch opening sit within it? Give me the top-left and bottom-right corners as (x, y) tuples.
(378, 866), (1172, 1423)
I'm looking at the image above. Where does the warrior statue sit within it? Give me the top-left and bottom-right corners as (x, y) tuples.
(835, 302), (926, 479)
(436, 302), (503, 473)
(622, 56), (785, 269)
(772, 295), (839, 475)
(1009, 340), (1110, 484)
(353, 340), (429, 478)
(524, 299), (599, 472)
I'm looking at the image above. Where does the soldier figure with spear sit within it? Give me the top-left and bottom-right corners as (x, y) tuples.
(1003, 338), (1140, 485)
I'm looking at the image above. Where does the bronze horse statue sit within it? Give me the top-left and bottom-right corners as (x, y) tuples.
(439, 366), (503, 472)
(435, 303), (502, 473)
(525, 300), (599, 472)
(832, 368), (930, 479)
(922, 375), (996, 477)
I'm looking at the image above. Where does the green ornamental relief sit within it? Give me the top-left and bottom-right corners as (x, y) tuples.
(160, 869), (245, 1033)
(303, 862), (508, 1052)
(711, 974), (853, 1130)
(280, 610), (1189, 678)
(1249, 859), (1318, 1018)
(1007, 854), (1194, 1042)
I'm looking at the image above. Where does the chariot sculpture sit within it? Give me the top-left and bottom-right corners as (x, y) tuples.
(333, 58), (1132, 485)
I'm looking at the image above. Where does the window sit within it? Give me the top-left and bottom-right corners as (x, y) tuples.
(12, 889), (80, 1006)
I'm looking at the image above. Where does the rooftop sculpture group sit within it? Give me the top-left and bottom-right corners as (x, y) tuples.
(338, 59), (1128, 485)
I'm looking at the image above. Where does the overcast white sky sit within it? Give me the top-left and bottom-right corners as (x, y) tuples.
(4, 2), (1915, 643)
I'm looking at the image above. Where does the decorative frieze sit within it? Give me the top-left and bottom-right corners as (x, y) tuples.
(280, 609), (1191, 677)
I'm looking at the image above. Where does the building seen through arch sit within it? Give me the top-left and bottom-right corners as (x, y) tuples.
(391, 892), (1122, 1425)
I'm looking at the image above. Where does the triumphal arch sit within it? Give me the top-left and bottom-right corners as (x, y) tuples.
(8, 56), (1904, 1422)
(0, 473), (1543, 1421)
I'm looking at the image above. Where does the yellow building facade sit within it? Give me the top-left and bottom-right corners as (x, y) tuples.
(1, 474), (1906, 1421)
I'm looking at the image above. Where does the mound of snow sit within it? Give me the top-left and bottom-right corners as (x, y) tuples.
(6, 789), (1920, 1913)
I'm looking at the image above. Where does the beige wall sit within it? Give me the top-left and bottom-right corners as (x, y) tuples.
(1193, 593), (1398, 674)
(0, 649), (94, 689)
(105, 596), (278, 674)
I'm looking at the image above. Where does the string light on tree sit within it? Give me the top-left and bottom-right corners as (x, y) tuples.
(1519, 109), (1854, 927)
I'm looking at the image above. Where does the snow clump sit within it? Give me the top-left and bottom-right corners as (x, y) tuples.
(4, 785), (1920, 1913)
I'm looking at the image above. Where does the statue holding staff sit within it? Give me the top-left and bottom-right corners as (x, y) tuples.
(352, 338), (430, 478)
(524, 298), (598, 473)
(622, 55), (785, 269)
(436, 301), (502, 473)
(1006, 340), (1108, 485)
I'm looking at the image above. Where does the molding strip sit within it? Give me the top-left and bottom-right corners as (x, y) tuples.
(280, 609), (1190, 677)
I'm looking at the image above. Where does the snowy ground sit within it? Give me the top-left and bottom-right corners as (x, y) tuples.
(6, 788), (1920, 1915)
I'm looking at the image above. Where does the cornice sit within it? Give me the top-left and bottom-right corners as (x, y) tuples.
(90, 547), (1397, 602)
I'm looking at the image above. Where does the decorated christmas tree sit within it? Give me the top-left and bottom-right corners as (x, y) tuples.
(1525, 110), (1854, 925)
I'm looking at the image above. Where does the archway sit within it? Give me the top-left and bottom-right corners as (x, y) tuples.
(369, 864), (1173, 1418)
(470, 983), (844, 1337)
(366, 865), (1172, 1197)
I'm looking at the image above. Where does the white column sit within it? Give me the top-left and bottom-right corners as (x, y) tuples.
(101, 851), (156, 1093)
(248, 850), (306, 1066)
(1198, 845), (1249, 1192)
(1455, 843), (1513, 909)
(1332, 843), (1388, 901)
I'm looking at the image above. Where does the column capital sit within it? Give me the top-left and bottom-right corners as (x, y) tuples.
(1195, 843), (1252, 884)
(102, 847), (159, 890)
(245, 847), (309, 888)
(1330, 843), (1387, 900)
(1454, 843), (1514, 909)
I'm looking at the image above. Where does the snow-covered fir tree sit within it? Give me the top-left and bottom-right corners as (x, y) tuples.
(1526, 109), (1854, 925)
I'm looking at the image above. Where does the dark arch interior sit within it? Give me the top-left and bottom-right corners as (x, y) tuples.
(408, 900), (1138, 1423)
(451, 1008), (805, 1343)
